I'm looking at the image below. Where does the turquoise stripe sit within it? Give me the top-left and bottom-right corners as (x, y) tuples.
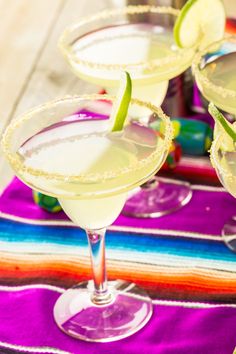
(0, 217), (235, 263)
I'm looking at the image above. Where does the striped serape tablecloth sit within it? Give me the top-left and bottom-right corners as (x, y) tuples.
(0, 177), (236, 353)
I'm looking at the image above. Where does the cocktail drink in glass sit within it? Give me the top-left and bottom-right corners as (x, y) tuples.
(1, 94), (173, 341)
(193, 35), (236, 252)
(193, 36), (236, 117)
(59, 6), (195, 217)
(210, 131), (236, 252)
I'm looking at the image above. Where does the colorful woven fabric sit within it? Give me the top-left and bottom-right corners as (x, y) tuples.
(0, 177), (236, 353)
(0, 285), (236, 354)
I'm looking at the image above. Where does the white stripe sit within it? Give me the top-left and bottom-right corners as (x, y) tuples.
(0, 283), (64, 293)
(152, 299), (236, 309)
(0, 211), (73, 227)
(110, 225), (222, 241)
(191, 184), (225, 192)
(0, 284), (236, 310)
(0, 211), (222, 241)
(157, 177), (225, 192)
(0, 341), (70, 354)
(180, 156), (213, 168)
(108, 251), (236, 273)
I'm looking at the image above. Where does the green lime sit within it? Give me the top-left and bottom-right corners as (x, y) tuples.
(208, 103), (236, 142)
(174, 0), (225, 49)
(111, 71), (132, 132)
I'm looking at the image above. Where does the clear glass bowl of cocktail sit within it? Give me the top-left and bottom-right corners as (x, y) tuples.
(210, 131), (236, 252)
(58, 5), (195, 218)
(1, 94), (173, 342)
(193, 35), (236, 252)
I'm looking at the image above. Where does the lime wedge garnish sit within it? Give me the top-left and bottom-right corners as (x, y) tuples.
(208, 103), (236, 142)
(111, 71), (132, 132)
(174, 0), (226, 49)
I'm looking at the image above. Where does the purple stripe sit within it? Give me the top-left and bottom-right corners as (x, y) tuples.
(0, 286), (235, 354)
(0, 177), (234, 236)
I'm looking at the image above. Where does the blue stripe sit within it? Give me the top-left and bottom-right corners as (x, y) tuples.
(0, 217), (235, 263)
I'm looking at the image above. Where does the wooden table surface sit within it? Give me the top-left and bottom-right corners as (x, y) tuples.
(0, 0), (116, 191)
(0, 0), (234, 192)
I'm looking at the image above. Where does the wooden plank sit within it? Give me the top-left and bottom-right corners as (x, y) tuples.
(224, 0), (236, 17)
(0, 0), (113, 191)
(0, 0), (64, 133)
(12, 0), (113, 119)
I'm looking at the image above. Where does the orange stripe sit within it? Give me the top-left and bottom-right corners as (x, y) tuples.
(0, 255), (236, 294)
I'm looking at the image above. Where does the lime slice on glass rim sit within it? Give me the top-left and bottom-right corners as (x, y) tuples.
(174, 0), (226, 49)
(208, 103), (236, 141)
(110, 71), (132, 132)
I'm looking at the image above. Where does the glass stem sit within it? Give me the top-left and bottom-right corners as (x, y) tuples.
(142, 176), (159, 191)
(86, 228), (113, 305)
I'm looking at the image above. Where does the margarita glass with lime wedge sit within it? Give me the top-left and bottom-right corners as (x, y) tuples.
(193, 36), (236, 117)
(1, 91), (173, 341)
(59, 6), (195, 112)
(58, 5), (197, 217)
(192, 34), (236, 252)
(209, 104), (236, 252)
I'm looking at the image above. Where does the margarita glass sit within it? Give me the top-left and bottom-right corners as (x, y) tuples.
(58, 5), (195, 217)
(1, 94), (173, 342)
(193, 35), (236, 252)
(210, 132), (236, 252)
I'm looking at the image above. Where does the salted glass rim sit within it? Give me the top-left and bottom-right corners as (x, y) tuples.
(210, 133), (236, 180)
(1, 94), (173, 183)
(58, 5), (194, 72)
(192, 35), (236, 99)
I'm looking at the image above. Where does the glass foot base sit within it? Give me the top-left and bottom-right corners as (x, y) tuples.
(222, 216), (236, 253)
(54, 280), (153, 342)
(122, 178), (192, 218)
